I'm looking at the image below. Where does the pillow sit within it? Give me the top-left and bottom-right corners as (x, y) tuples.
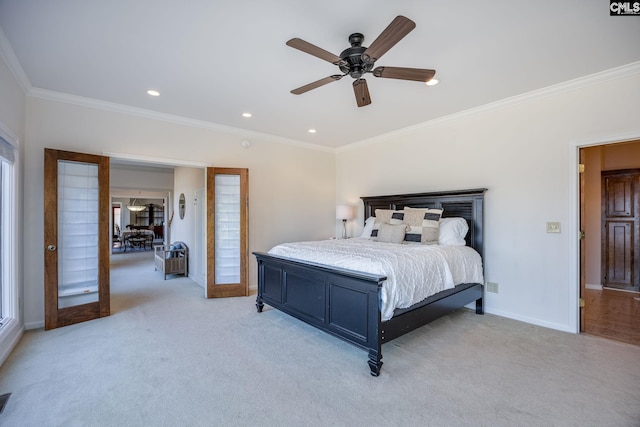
(372, 222), (408, 244)
(371, 209), (404, 238)
(359, 216), (376, 238)
(374, 209), (404, 224)
(166, 244), (177, 259)
(402, 207), (443, 244)
(165, 242), (183, 259)
(439, 217), (469, 246)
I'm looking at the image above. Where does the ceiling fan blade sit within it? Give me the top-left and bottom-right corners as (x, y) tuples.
(362, 16), (416, 64)
(291, 75), (343, 95)
(286, 38), (346, 66)
(373, 66), (436, 82)
(353, 78), (371, 107)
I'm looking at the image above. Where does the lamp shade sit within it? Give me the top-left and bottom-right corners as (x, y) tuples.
(336, 205), (354, 220)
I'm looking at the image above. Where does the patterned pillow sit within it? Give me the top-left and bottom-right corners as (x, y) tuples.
(371, 209), (404, 238)
(373, 222), (408, 244)
(402, 207), (444, 244)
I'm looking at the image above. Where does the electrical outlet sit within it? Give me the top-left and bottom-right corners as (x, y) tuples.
(487, 282), (499, 293)
(546, 222), (561, 233)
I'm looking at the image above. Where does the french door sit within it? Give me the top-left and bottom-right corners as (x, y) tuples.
(44, 149), (110, 330)
(206, 167), (249, 298)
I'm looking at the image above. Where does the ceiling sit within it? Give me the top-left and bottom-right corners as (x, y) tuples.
(0, 1), (638, 149)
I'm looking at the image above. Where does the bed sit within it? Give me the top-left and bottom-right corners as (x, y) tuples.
(253, 188), (486, 376)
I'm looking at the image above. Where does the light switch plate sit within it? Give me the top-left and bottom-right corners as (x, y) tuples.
(546, 222), (561, 233)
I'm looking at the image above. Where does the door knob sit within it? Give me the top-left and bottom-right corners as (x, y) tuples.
(47, 244), (57, 251)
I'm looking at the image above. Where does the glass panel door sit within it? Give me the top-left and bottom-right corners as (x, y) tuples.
(44, 149), (110, 329)
(206, 167), (248, 298)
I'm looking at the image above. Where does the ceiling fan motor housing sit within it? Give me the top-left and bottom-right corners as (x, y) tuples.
(339, 33), (373, 79)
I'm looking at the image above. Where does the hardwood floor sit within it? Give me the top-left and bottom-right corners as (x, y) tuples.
(583, 288), (640, 346)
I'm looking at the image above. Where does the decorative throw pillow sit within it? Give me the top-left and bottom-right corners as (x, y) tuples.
(402, 207), (443, 244)
(372, 222), (408, 244)
(371, 209), (404, 238)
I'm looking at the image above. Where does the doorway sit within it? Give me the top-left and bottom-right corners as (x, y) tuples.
(111, 194), (167, 253)
(580, 140), (640, 345)
(107, 159), (203, 318)
(45, 149), (252, 329)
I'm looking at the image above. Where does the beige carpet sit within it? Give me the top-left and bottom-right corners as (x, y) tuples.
(1, 251), (639, 426)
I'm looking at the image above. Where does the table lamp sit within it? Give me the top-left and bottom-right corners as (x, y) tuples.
(336, 205), (354, 239)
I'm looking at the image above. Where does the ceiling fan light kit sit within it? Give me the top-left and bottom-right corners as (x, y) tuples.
(287, 15), (436, 107)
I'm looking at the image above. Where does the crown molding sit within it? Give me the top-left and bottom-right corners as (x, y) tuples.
(27, 88), (335, 153)
(339, 61), (640, 152)
(0, 25), (31, 94)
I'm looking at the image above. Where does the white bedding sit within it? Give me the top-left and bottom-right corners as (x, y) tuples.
(268, 238), (484, 321)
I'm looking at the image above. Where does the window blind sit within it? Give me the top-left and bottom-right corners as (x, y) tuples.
(214, 174), (241, 284)
(57, 160), (99, 308)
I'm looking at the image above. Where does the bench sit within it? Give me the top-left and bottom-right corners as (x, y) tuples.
(154, 241), (188, 279)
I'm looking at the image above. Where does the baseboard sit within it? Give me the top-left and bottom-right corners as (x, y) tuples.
(25, 320), (44, 330)
(0, 319), (24, 366)
(190, 273), (206, 288)
(603, 286), (640, 294)
(585, 283), (603, 290)
(483, 307), (575, 333)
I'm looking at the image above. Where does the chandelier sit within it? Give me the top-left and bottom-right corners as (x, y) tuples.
(126, 199), (146, 212)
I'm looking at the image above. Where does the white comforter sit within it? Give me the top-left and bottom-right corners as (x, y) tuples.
(268, 238), (484, 321)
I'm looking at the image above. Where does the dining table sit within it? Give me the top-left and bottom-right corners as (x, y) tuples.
(121, 229), (154, 251)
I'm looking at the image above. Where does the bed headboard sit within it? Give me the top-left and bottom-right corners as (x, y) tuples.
(361, 188), (487, 258)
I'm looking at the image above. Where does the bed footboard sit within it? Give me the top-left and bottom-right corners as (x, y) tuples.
(254, 252), (387, 376)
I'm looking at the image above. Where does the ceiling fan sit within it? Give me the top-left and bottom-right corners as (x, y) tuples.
(286, 15), (436, 107)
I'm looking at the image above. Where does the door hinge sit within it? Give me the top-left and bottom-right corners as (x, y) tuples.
(579, 230), (585, 240)
(578, 164), (585, 173)
(579, 298), (585, 308)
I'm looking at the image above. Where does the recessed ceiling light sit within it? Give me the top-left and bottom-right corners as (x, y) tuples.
(147, 90), (160, 96)
(425, 78), (439, 86)
(308, 129), (316, 134)
(242, 112), (252, 118)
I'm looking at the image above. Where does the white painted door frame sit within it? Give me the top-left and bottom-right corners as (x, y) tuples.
(568, 131), (640, 333)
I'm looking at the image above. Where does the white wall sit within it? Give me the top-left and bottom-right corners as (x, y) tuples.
(336, 70), (640, 333)
(23, 96), (336, 327)
(0, 51), (25, 363)
(0, 55), (24, 136)
(171, 166), (205, 285)
(110, 164), (174, 191)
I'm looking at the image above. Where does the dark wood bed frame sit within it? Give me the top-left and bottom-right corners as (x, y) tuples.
(254, 188), (487, 376)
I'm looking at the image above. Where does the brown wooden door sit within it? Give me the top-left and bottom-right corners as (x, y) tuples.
(601, 169), (640, 292)
(44, 149), (110, 329)
(206, 167), (249, 298)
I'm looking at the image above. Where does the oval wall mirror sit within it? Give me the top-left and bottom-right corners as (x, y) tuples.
(178, 193), (186, 219)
